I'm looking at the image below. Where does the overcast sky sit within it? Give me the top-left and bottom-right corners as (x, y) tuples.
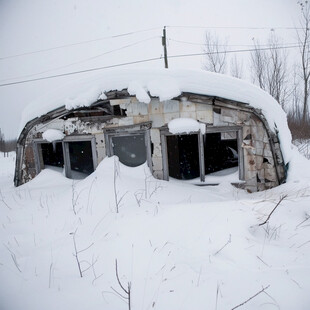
(0, 0), (300, 139)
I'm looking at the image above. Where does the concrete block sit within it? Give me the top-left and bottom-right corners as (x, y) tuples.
(263, 133), (269, 143)
(131, 102), (148, 116)
(180, 101), (196, 112)
(153, 170), (163, 179)
(244, 169), (257, 180)
(213, 112), (226, 126)
(180, 111), (196, 119)
(163, 100), (180, 113)
(104, 118), (120, 127)
(149, 100), (163, 115)
(152, 156), (163, 171)
(254, 140), (264, 150)
(153, 144), (162, 157)
(150, 129), (161, 143)
(164, 112), (180, 124)
(263, 148), (273, 158)
(119, 117), (134, 126)
(196, 102), (212, 111)
(264, 168), (277, 182)
(246, 154), (257, 171)
(221, 115), (235, 124)
(196, 110), (213, 123)
(133, 115), (149, 124)
(256, 155), (264, 170)
(110, 98), (131, 106)
(96, 147), (106, 162)
(151, 114), (165, 127)
(95, 133), (104, 145)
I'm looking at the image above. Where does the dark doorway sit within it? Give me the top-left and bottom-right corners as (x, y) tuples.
(204, 132), (238, 174)
(68, 141), (94, 177)
(112, 134), (147, 167)
(41, 142), (64, 168)
(166, 134), (200, 180)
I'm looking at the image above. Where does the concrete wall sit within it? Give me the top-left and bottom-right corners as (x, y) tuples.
(21, 97), (285, 191)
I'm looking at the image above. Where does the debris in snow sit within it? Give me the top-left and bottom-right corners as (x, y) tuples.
(42, 129), (65, 142)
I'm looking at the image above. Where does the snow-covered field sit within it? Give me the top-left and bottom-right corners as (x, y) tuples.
(1, 150), (310, 310)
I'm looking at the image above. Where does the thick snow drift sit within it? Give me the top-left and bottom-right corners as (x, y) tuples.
(1, 151), (310, 310)
(19, 68), (292, 163)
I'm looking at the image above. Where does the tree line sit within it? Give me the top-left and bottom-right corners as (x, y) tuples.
(204, 0), (310, 140)
(0, 128), (16, 153)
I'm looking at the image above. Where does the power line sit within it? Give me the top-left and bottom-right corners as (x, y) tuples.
(168, 38), (302, 48)
(0, 56), (163, 87)
(168, 44), (300, 59)
(0, 36), (160, 83)
(167, 25), (303, 30)
(0, 44), (301, 88)
(0, 24), (302, 61)
(0, 27), (161, 61)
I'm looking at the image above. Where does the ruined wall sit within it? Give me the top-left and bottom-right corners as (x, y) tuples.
(213, 106), (285, 192)
(21, 97), (285, 191)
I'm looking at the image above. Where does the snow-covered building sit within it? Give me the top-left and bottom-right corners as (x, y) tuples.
(14, 69), (292, 192)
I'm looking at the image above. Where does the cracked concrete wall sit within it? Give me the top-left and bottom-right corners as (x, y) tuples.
(21, 97), (285, 191)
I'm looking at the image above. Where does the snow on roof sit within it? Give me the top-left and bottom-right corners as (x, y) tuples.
(20, 68), (292, 162)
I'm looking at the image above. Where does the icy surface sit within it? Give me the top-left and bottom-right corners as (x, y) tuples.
(20, 68), (292, 163)
(42, 129), (65, 142)
(1, 151), (310, 310)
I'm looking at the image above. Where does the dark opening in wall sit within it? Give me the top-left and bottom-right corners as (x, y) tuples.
(112, 134), (146, 167)
(204, 132), (238, 174)
(167, 134), (200, 180)
(68, 141), (94, 177)
(41, 142), (64, 168)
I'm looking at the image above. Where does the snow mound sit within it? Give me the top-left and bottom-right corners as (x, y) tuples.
(168, 117), (205, 134)
(42, 129), (65, 142)
(19, 68), (292, 163)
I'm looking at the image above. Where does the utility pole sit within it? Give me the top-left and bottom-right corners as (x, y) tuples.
(162, 26), (168, 68)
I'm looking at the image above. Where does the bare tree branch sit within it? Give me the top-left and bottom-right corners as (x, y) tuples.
(231, 285), (270, 310)
(259, 195), (287, 226)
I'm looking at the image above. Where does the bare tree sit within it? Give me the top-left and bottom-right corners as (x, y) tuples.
(250, 39), (268, 89)
(204, 31), (227, 74)
(0, 128), (4, 152)
(250, 34), (289, 110)
(287, 65), (305, 139)
(297, 0), (310, 125)
(230, 55), (243, 79)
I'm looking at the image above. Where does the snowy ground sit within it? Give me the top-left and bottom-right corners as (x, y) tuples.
(293, 139), (310, 160)
(1, 150), (310, 310)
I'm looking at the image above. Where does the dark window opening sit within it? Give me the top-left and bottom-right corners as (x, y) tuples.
(112, 134), (146, 167)
(167, 134), (200, 180)
(41, 142), (64, 168)
(112, 105), (126, 116)
(204, 132), (238, 174)
(68, 141), (94, 177)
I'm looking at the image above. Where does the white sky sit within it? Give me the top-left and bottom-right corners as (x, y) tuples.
(0, 0), (300, 139)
